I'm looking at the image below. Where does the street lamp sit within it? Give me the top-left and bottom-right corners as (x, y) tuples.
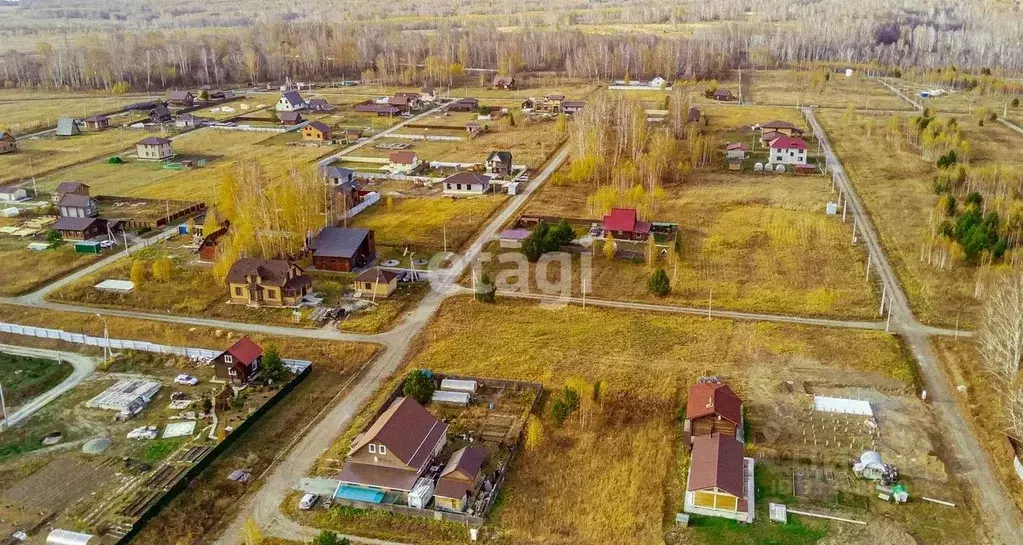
(96, 313), (110, 362)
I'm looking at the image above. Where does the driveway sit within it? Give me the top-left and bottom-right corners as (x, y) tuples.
(0, 344), (99, 429)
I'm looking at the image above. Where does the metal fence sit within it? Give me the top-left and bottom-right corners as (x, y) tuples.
(343, 192), (380, 220)
(0, 322), (312, 369)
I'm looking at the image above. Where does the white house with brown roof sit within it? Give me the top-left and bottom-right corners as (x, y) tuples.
(337, 397), (447, 496)
(387, 151), (422, 175)
(442, 171), (491, 195)
(135, 136), (174, 161)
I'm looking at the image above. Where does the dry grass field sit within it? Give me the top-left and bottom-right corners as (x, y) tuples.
(32, 128), (330, 202)
(351, 194), (506, 253)
(817, 110), (1023, 327)
(744, 70), (913, 111)
(0, 238), (103, 296)
(0, 91), (160, 135)
(323, 296), (980, 545)
(885, 78), (1023, 121)
(0, 127), (170, 186)
(512, 176), (878, 319)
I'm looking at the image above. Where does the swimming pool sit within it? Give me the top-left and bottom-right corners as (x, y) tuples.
(335, 485), (386, 504)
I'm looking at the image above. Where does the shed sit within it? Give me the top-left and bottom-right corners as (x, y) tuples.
(47, 530), (95, 545)
(56, 117), (82, 136)
(432, 390), (471, 406)
(440, 378), (478, 393)
(95, 279), (134, 292)
(74, 241), (102, 254)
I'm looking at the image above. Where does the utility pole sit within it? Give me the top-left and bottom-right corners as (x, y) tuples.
(865, 254), (872, 281)
(707, 289), (712, 319)
(96, 314), (110, 362)
(0, 381), (7, 431)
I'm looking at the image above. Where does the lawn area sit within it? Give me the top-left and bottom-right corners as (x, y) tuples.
(376, 296), (922, 545)
(0, 127), (170, 185)
(0, 91), (159, 135)
(817, 110), (1023, 327)
(518, 169), (877, 319)
(0, 238), (103, 296)
(0, 351), (73, 409)
(351, 194), (506, 252)
(32, 128), (330, 202)
(744, 70), (913, 111)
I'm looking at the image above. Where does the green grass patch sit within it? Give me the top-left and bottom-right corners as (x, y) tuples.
(136, 437), (189, 463)
(0, 351), (73, 408)
(689, 515), (828, 545)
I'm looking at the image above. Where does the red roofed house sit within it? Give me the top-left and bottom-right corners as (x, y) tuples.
(338, 397), (448, 498)
(768, 135), (808, 165)
(725, 142), (748, 160)
(684, 380), (744, 446)
(684, 434), (754, 522)
(601, 208), (651, 241)
(388, 151), (422, 175)
(434, 446), (487, 512)
(211, 336), (264, 385)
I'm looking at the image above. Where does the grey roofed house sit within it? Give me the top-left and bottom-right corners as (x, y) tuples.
(52, 216), (104, 232)
(167, 90), (194, 103)
(310, 227), (372, 259)
(443, 171), (492, 186)
(55, 181), (89, 194)
(279, 111), (303, 124)
(175, 113), (209, 127)
(322, 165), (355, 184)
(136, 136), (172, 146)
(149, 104), (172, 121)
(57, 193), (98, 208)
(306, 98), (334, 112)
(486, 150), (512, 165)
(280, 90), (306, 108)
(56, 117), (81, 136)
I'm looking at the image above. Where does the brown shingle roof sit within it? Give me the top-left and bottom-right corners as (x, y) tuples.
(440, 446), (486, 482)
(349, 397), (447, 471)
(57, 193), (96, 208)
(354, 267), (399, 283)
(435, 477), (471, 501)
(55, 181), (89, 194)
(337, 461), (421, 492)
(442, 171), (491, 186)
(226, 258), (308, 290)
(305, 120), (331, 133)
(688, 434), (745, 497)
(136, 136), (172, 146)
(686, 382), (742, 425)
(389, 151), (418, 165)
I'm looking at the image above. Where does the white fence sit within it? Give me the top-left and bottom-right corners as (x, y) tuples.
(343, 192), (380, 219)
(208, 125), (287, 133)
(352, 172), (443, 183)
(389, 133), (464, 142)
(0, 321), (312, 368)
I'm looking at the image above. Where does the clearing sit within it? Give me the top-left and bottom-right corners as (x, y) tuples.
(0, 351), (73, 410)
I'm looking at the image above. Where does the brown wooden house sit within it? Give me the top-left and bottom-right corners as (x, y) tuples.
(684, 381), (743, 447)
(434, 446), (487, 512)
(211, 336), (264, 384)
(310, 227), (376, 272)
(226, 258), (312, 307)
(302, 120), (332, 142)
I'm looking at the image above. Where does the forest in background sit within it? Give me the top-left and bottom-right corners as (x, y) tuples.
(0, 0), (1021, 90)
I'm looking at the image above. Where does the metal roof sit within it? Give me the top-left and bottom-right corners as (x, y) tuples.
(312, 227), (371, 259)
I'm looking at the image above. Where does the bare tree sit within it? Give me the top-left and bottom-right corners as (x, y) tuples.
(979, 271), (1023, 440)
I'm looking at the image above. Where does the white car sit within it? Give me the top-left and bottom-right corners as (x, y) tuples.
(100, 239), (116, 249)
(127, 426), (158, 440)
(299, 493), (319, 510)
(174, 374), (199, 386)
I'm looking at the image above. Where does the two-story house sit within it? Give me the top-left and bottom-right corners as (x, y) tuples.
(338, 397), (448, 498)
(136, 136), (174, 161)
(211, 336), (264, 385)
(226, 258), (312, 307)
(768, 136), (808, 165)
(276, 90), (307, 112)
(683, 380), (744, 446)
(57, 193), (99, 218)
(485, 151), (513, 177)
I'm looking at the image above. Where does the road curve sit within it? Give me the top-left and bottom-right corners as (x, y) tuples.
(0, 344), (99, 429)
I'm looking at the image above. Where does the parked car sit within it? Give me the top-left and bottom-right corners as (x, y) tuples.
(100, 239), (116, 249)
(299, 493), (319, 510)
(174, 374), (199, 386)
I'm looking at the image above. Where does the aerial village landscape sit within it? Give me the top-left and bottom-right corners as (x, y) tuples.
(1, 1), (1023, 545)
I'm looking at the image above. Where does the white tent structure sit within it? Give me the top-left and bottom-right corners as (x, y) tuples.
(47, 530), (95, 545)
(440, 378), (477, 393)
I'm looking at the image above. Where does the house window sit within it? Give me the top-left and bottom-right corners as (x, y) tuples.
(368, 444), (376, 454)
(225, 355), (233, 363)
(228, 368), (237, 376)
(234, 287), (243, 296)
(364, 282), (372, 289)
(379, 445), (387, 456)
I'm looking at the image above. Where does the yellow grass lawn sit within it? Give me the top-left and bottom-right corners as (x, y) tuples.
(745, 70), (913, 110)
(817, 110), (1023, 327)
(0, 239), (102, 296)
(0, 92), (159, 135)
(351, 195), (505, 251)
(520, 171), (877, 319)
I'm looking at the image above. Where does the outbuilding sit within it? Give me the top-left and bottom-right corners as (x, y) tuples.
(310, 227), (376, 272)
(354, 267), (399, 299)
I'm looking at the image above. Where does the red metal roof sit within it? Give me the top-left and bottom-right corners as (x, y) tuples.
(225, 336), (263, 365)
(688, 434), (745, 497)
(726, 142), (748, 151)
(602, 208), (639, 232)
(768, 136), (808, 150)
(687, 382), (742, 424)
(389, 151), (418, 164)
(349, 397), (447, 471)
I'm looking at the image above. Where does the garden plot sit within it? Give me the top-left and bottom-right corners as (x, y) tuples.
(0, 91), (156, 135)
(744, 70), (913, 111)
(0, 236), (104, 296)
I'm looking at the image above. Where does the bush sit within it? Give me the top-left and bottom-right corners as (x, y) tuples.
(936, 149), (958, 169)
(474, 272), (496, 303)
(550, 386), (580, 427)
(521, 219), (576, 262)
(1013, 98), (1020, 108)
(262, 343), (287, 382)
(647, 268), (671, 296)
(403, 369), (435, 404)
(313, 530), (349, 545)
